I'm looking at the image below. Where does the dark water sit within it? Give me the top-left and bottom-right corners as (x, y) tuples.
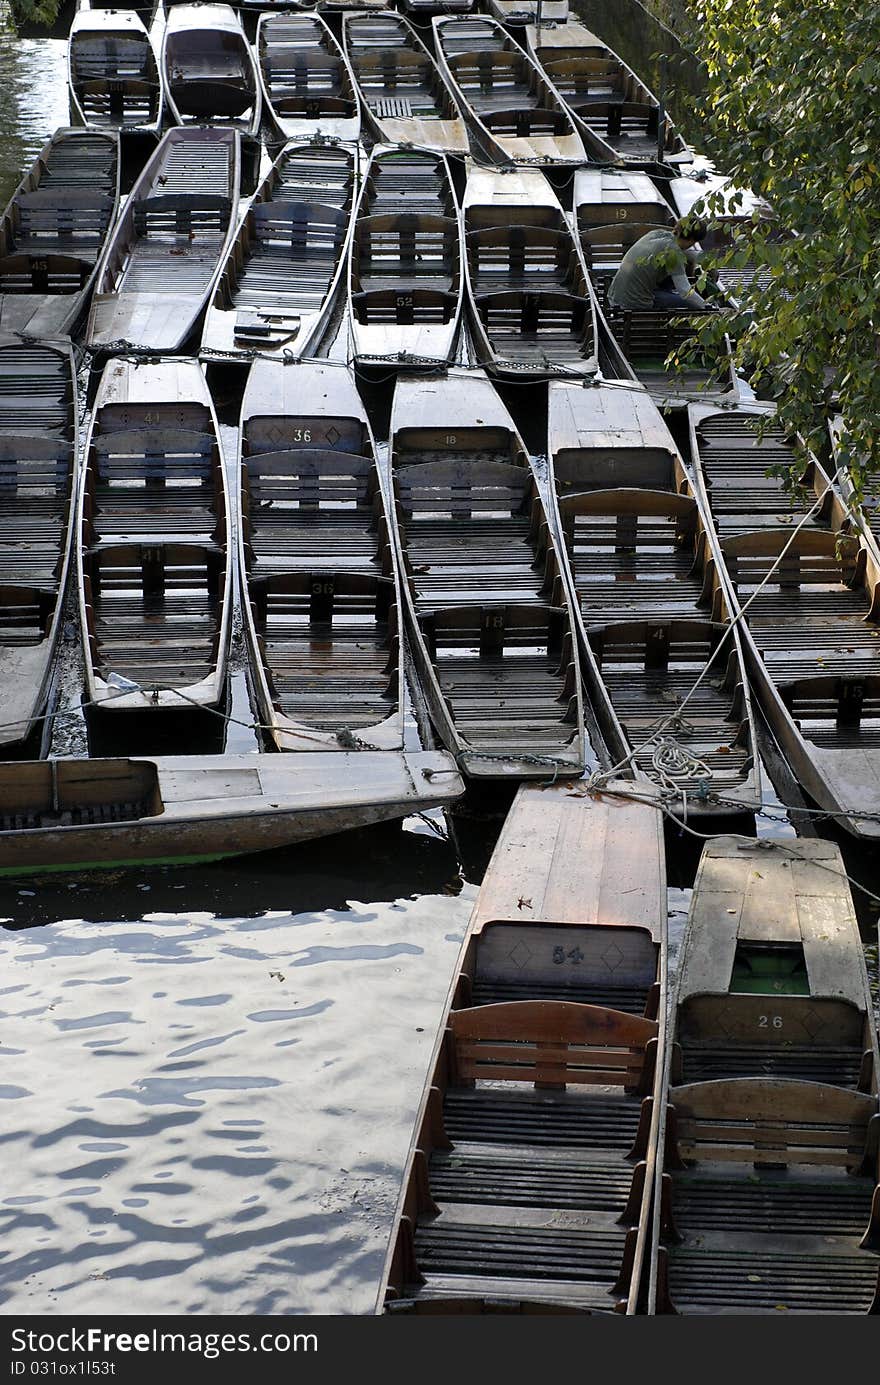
(0, 2), (876, 1319)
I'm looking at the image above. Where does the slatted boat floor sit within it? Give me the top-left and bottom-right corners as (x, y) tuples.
(0, 338), (76, 437)
(680, 1045), (864, 1087)
(665, 1170), (879, 1314)
(692, 411), (831, 536)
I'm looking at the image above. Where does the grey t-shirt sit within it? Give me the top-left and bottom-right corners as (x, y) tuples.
(608, 228), (705, 309)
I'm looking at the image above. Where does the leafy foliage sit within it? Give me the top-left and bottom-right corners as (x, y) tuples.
(8, 0), (61, 29)
(682, 0), (880, 494)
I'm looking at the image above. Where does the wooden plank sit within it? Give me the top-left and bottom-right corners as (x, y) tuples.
(470, 778), (664, 938)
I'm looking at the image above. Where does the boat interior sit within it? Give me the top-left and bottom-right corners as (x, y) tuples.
(79, 360), (230, 713)
(574, 167), (674, 308)
(68, 12), (162, 130)
(257, 13), (360, 142)
(349, 147), (462, 367)
(653, 837), (880, 1314)
(163, 6), (260, 129)
(0, 129), (119, 335)
(381, 782), (667, 1313)
(202, 139), (356, 359)
(548, 382), (759, 811)
(239, 361), (402, 753)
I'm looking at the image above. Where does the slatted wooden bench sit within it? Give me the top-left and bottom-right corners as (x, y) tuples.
(10, 189), (115, 256)
(83, 429), (223, 545)
(386, 998), (660, 1312)
(420, 602), (579, 751)
(659, 1077), (880, 1314)
(248, 570), (398, 731)
(75, 78), (160, 128)
(241, 448), (386, 577)
(477, 290), (594, 369)
(83, 542), (225, 689)
(468, 225), (581, 294)
(395, 456), (561, 610)
(560, 489), (703, 624)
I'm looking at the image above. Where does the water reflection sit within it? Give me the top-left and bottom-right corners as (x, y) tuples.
(0, 32), (69, 206)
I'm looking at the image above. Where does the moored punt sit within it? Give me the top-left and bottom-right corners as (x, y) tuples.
(651, 836), (880, 1315)
(525, 19), (691, 168)
(68, 9), (163, 133)
(689, 403), (880, 839)
(201, 139), (357, 362)
(160, 3), (261, 137)
(399, 0), (473, 15)
(77, 356), (232, 715)
(238, 358), (404, 753)
(548, 381), (760, 815)
(573, 167), (674, 309)
(388, 369), (586, 779)
(86, 126), (239, 355)
(342, 13), (469, 157)
(378, 779), (667, 1313)
(0, 128), (119, 339)
(0, 335), (78, 752)
(433, 16), (586, 167)
(0, 750), (465, 873)
(463, 163), (598, 378)
(348, 146), (463, 370)
(489, 0), (569, 25)
(256, 13), (361, 144)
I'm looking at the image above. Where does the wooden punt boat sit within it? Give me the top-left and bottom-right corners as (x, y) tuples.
(573, 167), (674, 310)
(689, 403), (880, 839)
(0, 750), (465, 874)
(76, 357), (232, 715)
(201, 139), (357, 362)
(160, 3), (261, 137)
(256, 13), (361, 144)
(0, 335), (78, 753)
(548, 381), (761, 814)
(433, 16), (586, 167)
(650, 836), (880, 1314)
(525, 19), (691, 168)
(489, 0), (569, 26)
(343, 13), (469, 157)
(86, 126), (239, 355)
(463, 163), (598, 379)
(237, 0), (386, 11)
(378, 779), (667, 1313)
(348, 146), (463, 369)
(0, 128), (119, 339)
(399, 0), (473, 16)
(388, 369), (586, 780)
(68, 9), (163, 133)
(238, 358), (404, 753)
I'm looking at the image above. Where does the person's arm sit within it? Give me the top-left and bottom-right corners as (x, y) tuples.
(670, 256), (709, 308)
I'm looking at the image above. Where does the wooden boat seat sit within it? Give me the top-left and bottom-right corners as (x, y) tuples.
(606, 306), (716, 369)
(169, 78), (253, 119)
(133, 194), (233, 243)
(579, 222), (675, 305)
(11, 189), (115, 252)
(447, 1000), (658, 1093)
(0, 253), (92, 296)
(561, 489), (702, 623)
(542, 55), (629, 103)
(419, 604), (578, 750)
(268, 93), (354, 117)
(84, 430), (222, 543)
(242, 449), (383, 576)
(468, 226), (580, 293)
(0, 584), (56, 644)
(659, 1078), (880, 1314)
(477, 291), (593, 368)
(75, 79), (160, 127)
(398, 497), (558, 610)
(0, 436), (73, 591)
(250, 570), (397, 730)
(84, 542), (225, 688)
(352, 288), (459, 327)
